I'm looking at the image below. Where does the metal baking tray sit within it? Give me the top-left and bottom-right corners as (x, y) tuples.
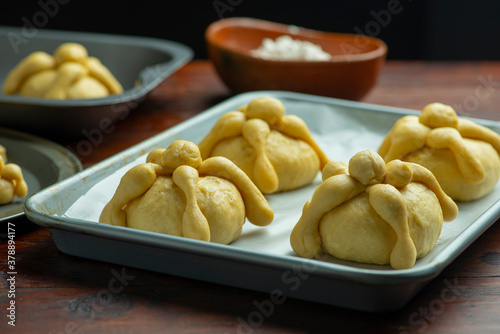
(0, 26), (193, 137)
(24, 91), (500, 312)
(0, 127), (81, 222)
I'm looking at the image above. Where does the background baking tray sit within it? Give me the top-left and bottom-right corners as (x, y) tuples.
(24, 91), (500, 312)
(0, 127), (82, 222)
(0, 26), (193, 138)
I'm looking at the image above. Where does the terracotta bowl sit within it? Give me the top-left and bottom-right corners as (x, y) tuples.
(205, 17), (388, 101)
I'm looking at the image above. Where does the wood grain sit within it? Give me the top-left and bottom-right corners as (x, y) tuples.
(1, 60), (500, 334)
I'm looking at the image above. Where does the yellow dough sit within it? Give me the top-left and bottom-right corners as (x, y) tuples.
(99, 140), (274, 244)
(0, 145), (28, 205)
(290, 150), (458, 269)
(379, 102), (500, 201)
(2, 43), (123, 99)
(198, 97), (330, 194)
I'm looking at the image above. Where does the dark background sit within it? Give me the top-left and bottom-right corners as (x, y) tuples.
(2, 0), (500, 60)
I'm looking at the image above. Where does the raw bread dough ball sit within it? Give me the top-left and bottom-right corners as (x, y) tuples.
(404, 139), (500, 201)
(99, 140), (274, 244)
(19, 70), (57, 98)
(66, 76), (109, 99)
(126, 175), (245, 244)
(198, 97), (330, 194)
(290, 150), (458, 269)
(2, 42), (123, 99)
(0, 145), (28, 204)
(379, 102), (500, 201)
(319, 183), (443, 265)
(211, 130), (320, 193)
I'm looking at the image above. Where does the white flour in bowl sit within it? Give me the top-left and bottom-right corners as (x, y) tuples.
(250, 35), (332, 61)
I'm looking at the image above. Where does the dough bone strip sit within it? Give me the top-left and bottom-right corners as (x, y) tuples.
(84, 57), (123, 94)
(1, 164), (28, 198)
(290, 174), (365, 258)
(367, 184), (417, 269)
(197, 111), (246, 159)
(242, 118), (279, 194)
(277, 115), (330, 169)
(99, 163), (159, 227)
(198, 156), (274, 226)
(379, 116), (428, 162)
(2, 52), (55, 95)
(458, 118), (500, 153)
(401, 161), (458, 221)
(173, 165), (211, 242)
(425, 127), (485, 182)
(43, 62), (88, 99)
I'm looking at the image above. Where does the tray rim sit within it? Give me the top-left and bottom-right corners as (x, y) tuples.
(0, 25), (194, 107)
(0, 126), (82, 221)
(23, 91), (500, 300)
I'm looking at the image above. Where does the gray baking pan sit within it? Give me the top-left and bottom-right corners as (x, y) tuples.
(0, 26), (193, 138)
(24, 91), (500, 312)
(0, 127), (82, 222)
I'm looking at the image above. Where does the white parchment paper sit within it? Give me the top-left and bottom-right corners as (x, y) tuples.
(63, 98), (500, 270)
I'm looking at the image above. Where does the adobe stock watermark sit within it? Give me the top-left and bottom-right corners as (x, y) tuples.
(213, 0), (244, 19)
(63, 63), (165, 162)
(452, 74), (500, 117)
(398, 277), (462, 334)
(232, 256), (322, 334)
(64, 98), (141, 162)
(7, 0), (71, 54)
(341, 0), (412, 62)
(45, 96), (141, 195)
(49, 267), (136, 334)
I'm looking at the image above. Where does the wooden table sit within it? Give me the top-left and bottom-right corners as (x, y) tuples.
(2, 60), (500, 333)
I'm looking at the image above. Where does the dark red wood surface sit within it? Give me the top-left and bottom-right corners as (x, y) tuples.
(1, 60), (500, 333)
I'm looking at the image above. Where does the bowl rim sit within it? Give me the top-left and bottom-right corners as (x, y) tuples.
(205, 17), (388, 64)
